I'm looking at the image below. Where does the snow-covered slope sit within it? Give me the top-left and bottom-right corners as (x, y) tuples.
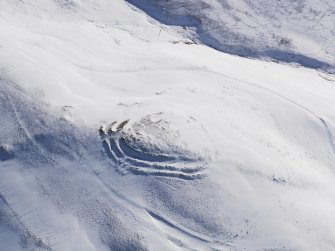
(1, 1), (335, 250)
(127, 0), (335, 71)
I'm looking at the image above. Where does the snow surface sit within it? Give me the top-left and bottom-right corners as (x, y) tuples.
(0, 0), (335, 250)
(127, 0), (335, 71)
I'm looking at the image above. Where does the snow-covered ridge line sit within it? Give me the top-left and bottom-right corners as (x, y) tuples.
(2, 0), (334, 71)
(126, 0), (335, 72)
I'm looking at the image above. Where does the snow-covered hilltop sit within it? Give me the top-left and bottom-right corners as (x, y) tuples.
(0, 1), (335, 251)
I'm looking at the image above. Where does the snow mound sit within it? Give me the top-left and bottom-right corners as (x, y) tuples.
(100, 113), (211, 180)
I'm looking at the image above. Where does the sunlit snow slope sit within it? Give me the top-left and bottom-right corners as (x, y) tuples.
(1, 1), (335, 251)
